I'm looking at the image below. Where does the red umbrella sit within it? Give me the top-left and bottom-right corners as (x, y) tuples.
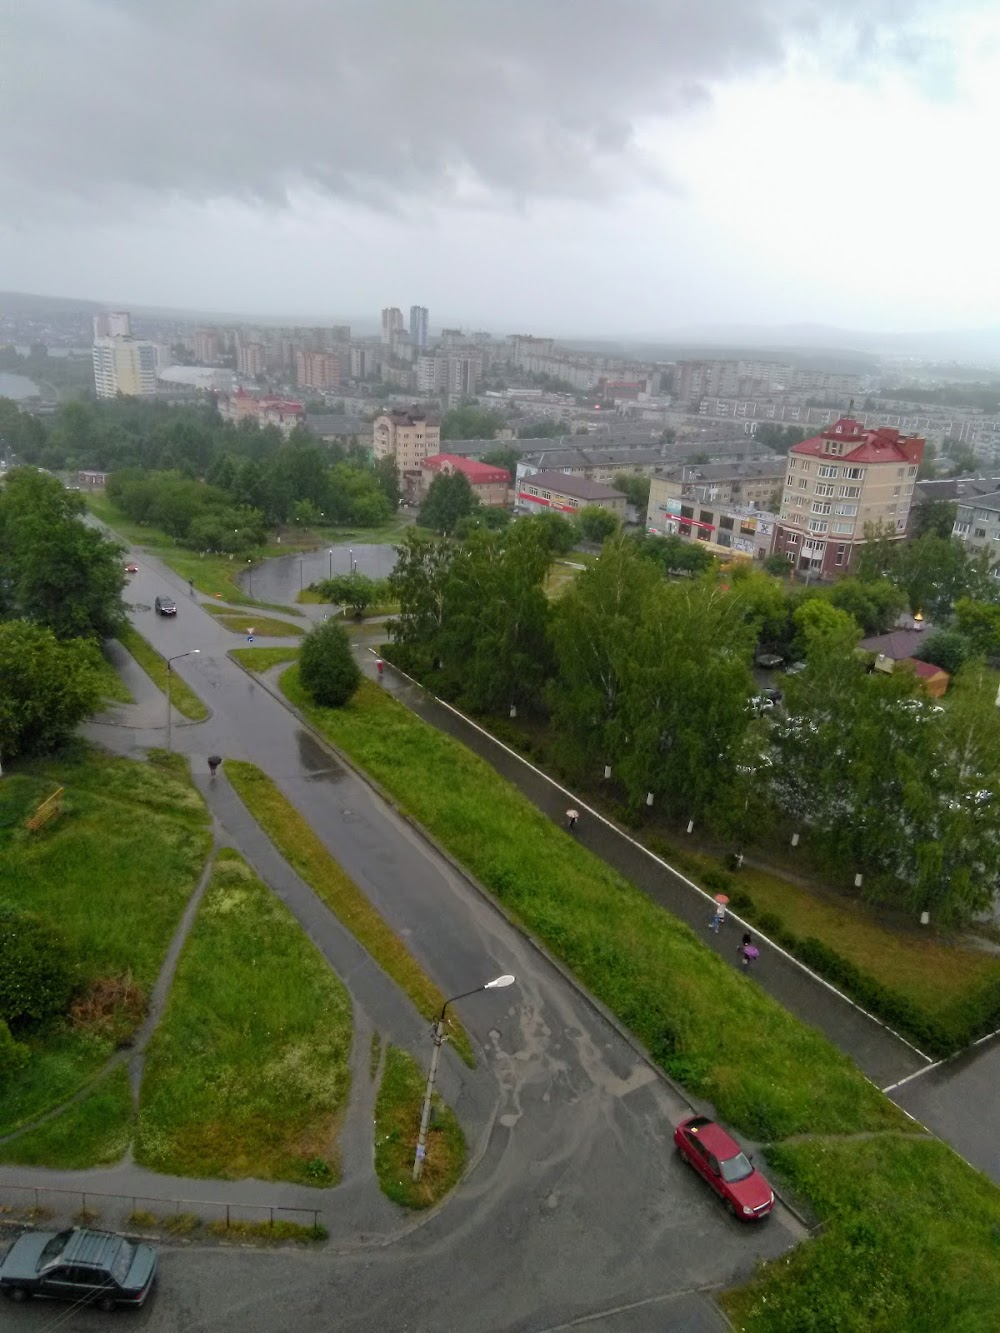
(714, 893), (730, 904)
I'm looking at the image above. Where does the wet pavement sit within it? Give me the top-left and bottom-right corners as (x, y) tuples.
(240, 541), (399, 608)
(27, 543), (805, 1333)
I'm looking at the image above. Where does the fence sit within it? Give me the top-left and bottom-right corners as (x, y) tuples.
(0, 1183), (322, 1233)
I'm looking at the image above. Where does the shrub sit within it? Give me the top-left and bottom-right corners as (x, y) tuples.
(0, 1019), (30, 1080)
(0, 904), (76, 1028)
(298, 621), (361, 708)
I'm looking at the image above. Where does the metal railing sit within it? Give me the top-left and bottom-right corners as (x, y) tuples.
(0, 1183), (322, 1233)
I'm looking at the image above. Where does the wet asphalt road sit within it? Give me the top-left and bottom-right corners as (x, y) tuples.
(242, 541), (399, 607)
(15, 545), (808, 1332)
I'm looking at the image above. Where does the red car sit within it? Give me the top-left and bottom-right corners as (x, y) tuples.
(124, 562), (138, 574)
(674, 1115), (774, 1221)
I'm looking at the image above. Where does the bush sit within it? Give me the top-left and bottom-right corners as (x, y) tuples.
(0, 905), (76, 1028)
(0, 1019), (30, 1079)
(298, 621), (361, 708)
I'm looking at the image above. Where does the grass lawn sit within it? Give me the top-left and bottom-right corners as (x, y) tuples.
(0, 749), (210, 1135)
(86, 493), (299, 614)
(0, 1067), (133, 1169)
(136, 850), (352, 1183)
(207, 611), (305, 637)
(277, 675), (1000, 1330)
(374, 1046), (465, 1209)
(722, 1134), (1000, 1331)
(323, 516), (411, 547)
(543, 558), (589, 599)
(224, 760), (473, 1066)
(230, 646), (302, 672)
(117, 625), (210, 721)
(94, 647), (135, 704)
(280, 674), (895, 1139)
(678, 846), (1000, 1035)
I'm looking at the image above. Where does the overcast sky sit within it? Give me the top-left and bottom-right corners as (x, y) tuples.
(1, 0), (996, 335)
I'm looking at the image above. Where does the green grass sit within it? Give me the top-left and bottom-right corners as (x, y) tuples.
(296, 587), (326, 604)
(224, 760), (474, 1067)
(0, 1067), (132, 1168)
(230, 647), (302, 672)
(85, 493), (300, 614)
(280, 672), (896, 1139)
(117, 625), (210, 721)
(0, 750), (210, 1135)
(136, 850), (352, 1183)
(208, 612), (305, 637)
(677, 847), (1000, 1032)
(374, 1046), (465, 1209)
(722, 1135), (1000, 1332)
(93, 648), (135, 704)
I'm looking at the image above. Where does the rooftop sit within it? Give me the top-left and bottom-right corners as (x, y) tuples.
(422, 453), (511, 483)
(791, 417), (925, 466)
(520, 470), (623, 501)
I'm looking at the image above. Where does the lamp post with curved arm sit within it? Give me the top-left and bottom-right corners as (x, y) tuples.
(412, 974), (515, 1181)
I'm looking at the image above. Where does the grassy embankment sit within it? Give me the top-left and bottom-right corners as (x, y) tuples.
(0, 1068), (133, 1169)
(231, 646), (302, 672)
(206, 610), (305, 637)
(93, 648), (135, 704)
(0, 750), (210, 1151)
(279, 673), (1000, 1330)
(374, 1046), (465, 1209)
(117, 625), (209, 721)
(136, 851), (351, 1183)
(224, 761), (473, 1067)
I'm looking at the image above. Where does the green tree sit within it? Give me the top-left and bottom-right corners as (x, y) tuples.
(529, 511), (576, 554)
(298, 620), (361, 707)
(420, 470), (479, 535)
(953, 598), (1000, 657)
(481, 447), (522, 482)
(0, 1019), (29, 1080)
(828, 577), (907, 636)
(440, 406), (506, 440)
(0, 621), (104, 759)
(518, 419), (563, 439)
(916, 440), (937, 481)
(913, 629), (971, 675)
(387, 531), (455, 672)
(855, 520), (900, 583)
(0, 906), (77, 1029)
(576, 505), (620, 543)
(611, 473), (651, 509)
(893, 534), (976, 619)
(910, 497), (958, 540)
(764, 553), (793, 578)
(374, 456), (401, 508)
(0, 469), (126, 640)
(319, 572), (384, 617)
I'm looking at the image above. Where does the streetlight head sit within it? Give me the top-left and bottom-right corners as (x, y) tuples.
(191, 649), (200, 655)
(484, 974), (515, 990)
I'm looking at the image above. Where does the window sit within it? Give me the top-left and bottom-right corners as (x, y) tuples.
(798, 478), (809, 489)
(795, 496), (805, 507)
(907, 465), (917, 476)
(835, 502), (858, 516)
(703, 510), (717, 528)
(785, 532), (799, 545)
(815, 483), (835, 497)
(799, 462), (811, 473)
(786, 474), (794, 487)
(845, 467), (865, 480)
(817, 464), (839, 477)
(807, 518), (828, 532)
(835, 544), (847, 567)
(896, 468), (904, 478)
(896, 518), (906, 529)
(893, 486), (901, 496)
(975, 527), (987, 539)
(811, 501), (832, 515)
(832, 520), (854, 534)
(788, 457), (797, 468)
(838, 485), (861, 498)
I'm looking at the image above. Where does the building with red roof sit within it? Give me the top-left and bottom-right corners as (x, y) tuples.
(403, 453), (512, 508)
(773, 417), (924, 578)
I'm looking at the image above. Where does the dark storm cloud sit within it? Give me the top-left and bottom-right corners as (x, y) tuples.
(2, 0), (942, 212)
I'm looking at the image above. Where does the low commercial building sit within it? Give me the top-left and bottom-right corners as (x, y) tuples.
(403, 453), (511, 507)
(646, 487), (777, 561)
(515, 468), (626, 518)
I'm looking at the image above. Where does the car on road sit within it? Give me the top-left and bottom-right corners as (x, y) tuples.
(124, 562), (138, 574)
(154, 595), (176, 615)
(0, 1227), (157, 1310)
(674, 1115), (774, 1221)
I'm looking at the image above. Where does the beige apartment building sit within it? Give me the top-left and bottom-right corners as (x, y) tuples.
(295, 349), (341, 390)
(773, 418), (924, 577)
(92, 337), (160, 397)
(373, 408), (441, 470)
(648, 459), (785, 512)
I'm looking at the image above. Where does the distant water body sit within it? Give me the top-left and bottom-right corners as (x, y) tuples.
(0, 372), (42, 400)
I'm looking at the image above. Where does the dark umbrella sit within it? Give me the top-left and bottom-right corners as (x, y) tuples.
(207, 755), (222, 775)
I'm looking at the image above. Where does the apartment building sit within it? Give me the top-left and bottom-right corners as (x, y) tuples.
(773, 418), (924, 577)
(515, 468), (626, 519)
(236, 340), (267, 378)
(381, 307), (405, 344)
(373, 408), (441, 469)
(295, 349), (341, 390)
(409, 306), (429, 350)
(92, 337), (160, 397)
(403, 453), (511, 507)
(650, 459), (785, 511)
(92, 311), (132, 339)
(218, 388), (305, 436)
(193, 329), (220, 364)
(952, 491), (1000, 574)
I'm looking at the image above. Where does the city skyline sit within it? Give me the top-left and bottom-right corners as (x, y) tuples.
(2, 2), (997, 334)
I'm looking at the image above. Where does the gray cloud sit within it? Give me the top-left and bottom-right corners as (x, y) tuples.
(2, 0), (950, 214)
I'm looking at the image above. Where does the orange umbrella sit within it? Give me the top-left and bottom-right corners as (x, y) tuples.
(714, 893), (730, 904)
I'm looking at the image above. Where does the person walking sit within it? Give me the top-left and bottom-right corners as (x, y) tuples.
(739, 931), (753, 967)
(376, 658), (384, 681)
(208, 755), (222, 782)
(188, 577), (195, 596)
(710, 901), (727, 933)
(566, 809), (579, 831)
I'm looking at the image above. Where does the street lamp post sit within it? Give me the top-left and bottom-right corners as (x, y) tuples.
(328, 548), (334, 578)
(166, 650), (200, 752)
(247, 559), (253, 596)
(412, 974), (515, 1181)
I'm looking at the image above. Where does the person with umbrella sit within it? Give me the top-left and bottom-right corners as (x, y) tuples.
(566, 809), (579, 831)
(208, 754), (222, 781)
(710, 893), (728, 932)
